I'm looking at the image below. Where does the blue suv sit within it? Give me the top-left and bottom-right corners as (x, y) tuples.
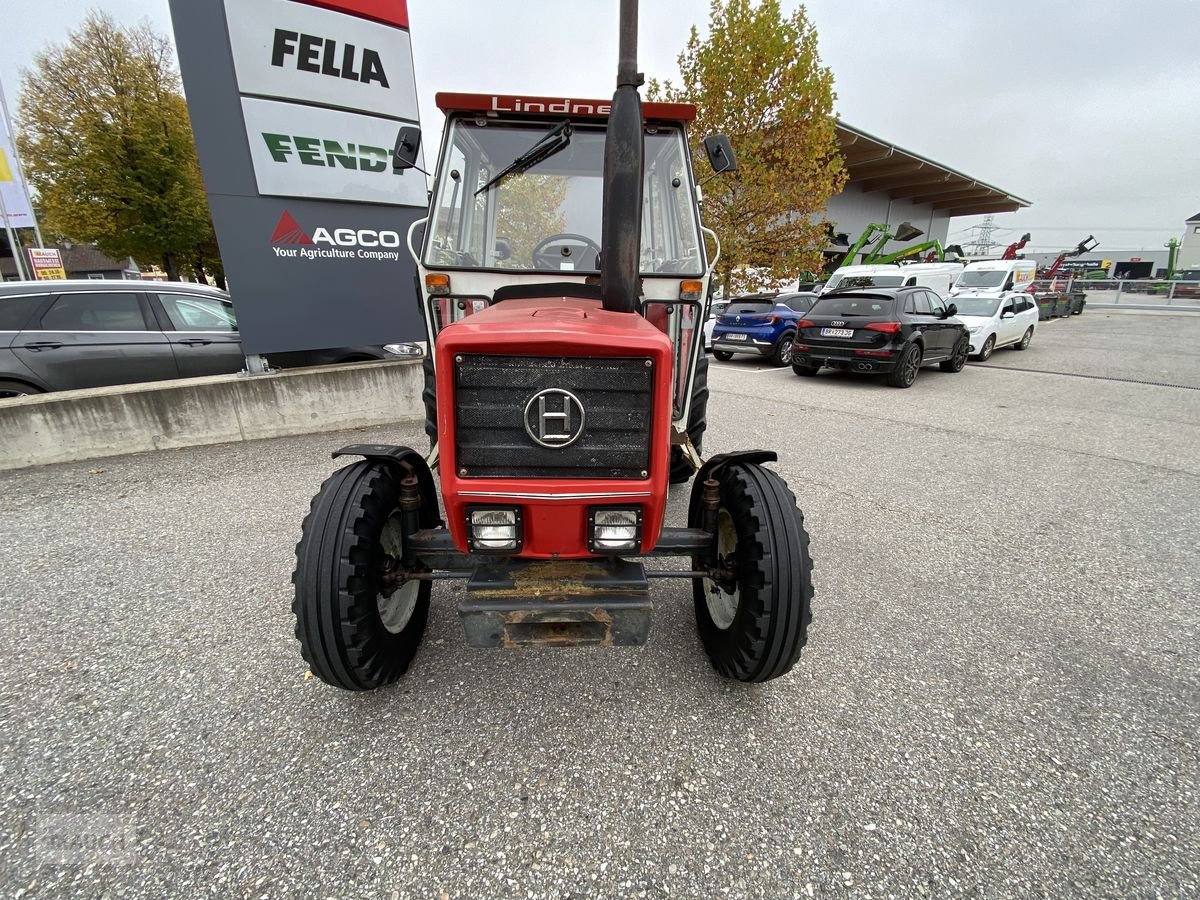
(710, 292), (818, 366)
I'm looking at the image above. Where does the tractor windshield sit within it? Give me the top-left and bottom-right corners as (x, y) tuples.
(425, 117), (704, 276)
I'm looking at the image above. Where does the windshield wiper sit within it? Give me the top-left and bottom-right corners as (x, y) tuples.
(475, 119), (573, 195)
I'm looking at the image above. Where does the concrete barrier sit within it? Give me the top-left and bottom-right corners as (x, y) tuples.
(0, 359), (424, 472)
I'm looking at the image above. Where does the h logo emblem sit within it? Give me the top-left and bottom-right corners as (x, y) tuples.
(524, 389), (586, 448)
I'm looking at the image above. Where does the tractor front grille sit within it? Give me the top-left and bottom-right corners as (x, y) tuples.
(454, 355), (653, 479)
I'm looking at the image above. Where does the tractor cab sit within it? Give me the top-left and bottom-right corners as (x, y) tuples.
(409, 92), (721, 482)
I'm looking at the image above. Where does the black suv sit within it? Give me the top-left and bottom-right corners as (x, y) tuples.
(790, 287), (969, 388)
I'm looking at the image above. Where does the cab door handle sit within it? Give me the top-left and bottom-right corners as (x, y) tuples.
(25, 341), (63, 350)
(178, 338), (212, 346)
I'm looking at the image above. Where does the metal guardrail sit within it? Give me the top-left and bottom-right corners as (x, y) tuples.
(1031, 279), (1200, 310)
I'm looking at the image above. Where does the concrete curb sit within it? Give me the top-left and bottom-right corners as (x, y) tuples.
(0, 359), (424, 472)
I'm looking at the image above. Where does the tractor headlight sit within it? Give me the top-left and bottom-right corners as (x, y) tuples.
(588, 507), (642, 554)
(468, 508), (522, 552)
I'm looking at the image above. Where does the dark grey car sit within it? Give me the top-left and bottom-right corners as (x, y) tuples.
(0, 280), (416, 399)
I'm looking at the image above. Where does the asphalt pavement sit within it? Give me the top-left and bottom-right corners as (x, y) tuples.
(1, 310), (1197, 898)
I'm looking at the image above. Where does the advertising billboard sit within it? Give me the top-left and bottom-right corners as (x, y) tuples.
(0, 126), (34, 229)
(169, 0), (427, 355)
(27, 248), (66, 280)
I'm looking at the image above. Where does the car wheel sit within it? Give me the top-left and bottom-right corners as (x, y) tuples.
(886, 344), (922, 388)
(0, 380), (44, 400)
(792, 363), (820, 377)
(973, 334), (996, 361)
(939, 336), (969, 372)
(1013, 326), (1034, 351)
(713, 350), (734, 361)
(690, 462), (813, 682)
(293, 461), (431, 690)
(769, 333), (795, 367)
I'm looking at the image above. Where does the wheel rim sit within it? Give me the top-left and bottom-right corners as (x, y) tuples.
(981, 336), (994, 359)
(377, 515), (418, 634)
(703, 509), (740, 630)
(1020, 327), (1032, 348)
(779, 338), (793, 365)
(378, 581), (419, 633)
(903, 347), (920, 384)
(0, 388), (31, 399)
(954, 340), (967, 368)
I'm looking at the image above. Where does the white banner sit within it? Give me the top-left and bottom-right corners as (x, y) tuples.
(241, 96), (426, 207)
(226, 0), (418, 122)
(0, 125), (34, 228)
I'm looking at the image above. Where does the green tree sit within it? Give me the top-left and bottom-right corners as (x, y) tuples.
(649, 0), (846, 296)
(16, 12), (218, 281)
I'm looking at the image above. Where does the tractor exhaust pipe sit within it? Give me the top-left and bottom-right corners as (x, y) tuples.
(599, 0), (644, 314)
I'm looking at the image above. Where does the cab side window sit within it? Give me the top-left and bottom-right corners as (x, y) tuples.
(910, 291), (932, 315)
(1001, 300), (1015, 316)
(40, 293), (148, 331)
(925, 291), (944, 316)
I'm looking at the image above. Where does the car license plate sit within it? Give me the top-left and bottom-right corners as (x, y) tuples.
(821, 327), (853, 338)
(727, 333), (747, 341)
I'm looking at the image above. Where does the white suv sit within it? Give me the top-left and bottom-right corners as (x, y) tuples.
(952, 292), (1039, 361)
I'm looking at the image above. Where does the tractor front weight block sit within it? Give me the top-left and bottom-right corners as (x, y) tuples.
(459, 558), (652, 648)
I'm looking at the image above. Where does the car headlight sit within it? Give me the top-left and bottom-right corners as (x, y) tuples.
(383, 342), (424, 357)
(968, 326), (982, 334)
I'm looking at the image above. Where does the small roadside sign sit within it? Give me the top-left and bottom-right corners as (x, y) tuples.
(28, 247), (67, 280)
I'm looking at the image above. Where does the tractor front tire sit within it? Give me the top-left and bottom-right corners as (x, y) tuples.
(293, 461), (431, 690)
(692, 462), (814, 682)
(670, 352), (709, 484)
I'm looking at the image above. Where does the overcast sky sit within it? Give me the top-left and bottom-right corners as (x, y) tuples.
(4, 0), (1199, 255)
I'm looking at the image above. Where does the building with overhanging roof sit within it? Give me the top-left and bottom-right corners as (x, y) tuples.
(825, 121), (1031, 266)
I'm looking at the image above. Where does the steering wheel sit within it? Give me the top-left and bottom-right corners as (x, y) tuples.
(532, 233), (601, 271)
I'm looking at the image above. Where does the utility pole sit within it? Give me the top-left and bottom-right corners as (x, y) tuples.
(965, 215), (997, 257)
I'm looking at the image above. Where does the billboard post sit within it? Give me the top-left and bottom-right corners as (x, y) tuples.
(168, 0), (428, 358)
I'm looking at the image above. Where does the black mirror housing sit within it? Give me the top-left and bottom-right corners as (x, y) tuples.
(393, 125), (421, 171)
(702, 134), (737, 173)
(945, 303), (958, 317)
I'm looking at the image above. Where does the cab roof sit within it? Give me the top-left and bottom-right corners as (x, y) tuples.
(435, 92), (697, 123)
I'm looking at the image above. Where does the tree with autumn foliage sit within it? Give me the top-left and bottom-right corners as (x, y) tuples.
(649, 0), (845, 296)
(495, 174), (568, 266)
(17, 12), (218, 282)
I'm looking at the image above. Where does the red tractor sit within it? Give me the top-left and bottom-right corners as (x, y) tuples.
(292, 0), (814, 689)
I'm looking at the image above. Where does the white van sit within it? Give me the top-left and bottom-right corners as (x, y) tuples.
(896, 262), (964, 297)
(951, 259), (1037, 296)
(822, 262), (963, 297)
